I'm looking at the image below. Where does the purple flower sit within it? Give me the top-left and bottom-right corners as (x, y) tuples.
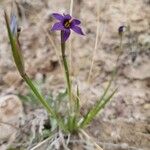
(51, 13), (84, 41)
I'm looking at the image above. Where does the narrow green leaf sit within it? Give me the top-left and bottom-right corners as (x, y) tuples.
(79, 72), (116, 128)
(80, 89), (117, 128)
(4, 11), (25, 76)
(67, 115), (77, 133)
(76, 85), (80, 113)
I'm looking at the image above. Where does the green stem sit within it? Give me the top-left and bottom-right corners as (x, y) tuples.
(22, 73), (55, 116)
(61, 31), (72, 111)
(22, 73), (68, 131)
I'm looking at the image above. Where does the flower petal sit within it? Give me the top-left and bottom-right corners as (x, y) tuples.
(71, 25), (84, 35)
(63, 14), (71, 20)
(52, 13), (64, 21)
(63, 29), (71, 41)
(51, 22), (64, 31)
(71, 19), (81, 26)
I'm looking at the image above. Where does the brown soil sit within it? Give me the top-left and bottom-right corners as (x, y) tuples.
(0, 0), (149, 150)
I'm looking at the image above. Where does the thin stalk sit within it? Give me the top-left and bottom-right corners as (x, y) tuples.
(87, 0), (100, 83)
(61, 31), (72, 111)
(70, 0), (74, 16)
(23, 73), (67, 132)
(80, 129), (103, 150)
(31, 12), (63, 73)
(22, 73), (55, 116)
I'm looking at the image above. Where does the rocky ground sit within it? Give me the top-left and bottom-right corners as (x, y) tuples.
(0, 0), (150, 150)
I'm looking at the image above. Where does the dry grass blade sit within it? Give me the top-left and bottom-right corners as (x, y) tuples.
(30, 136), (52, 150)
(87, 0), (108, 83)
(32, 12), (63, 73)
(87, 0), (100, 83)
(69, 0), (74, 74)
(80, 129), (103, 150)
(70, 0), (74, 16)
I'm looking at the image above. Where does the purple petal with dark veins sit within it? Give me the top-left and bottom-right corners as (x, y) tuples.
(71, 26), (84, 35)
(63, 29), (71, 41)
(51, 22), (64, 31)
(71, 19), (81, 26)
(52, 13), (64, 21)
(63, 14), (71, 20)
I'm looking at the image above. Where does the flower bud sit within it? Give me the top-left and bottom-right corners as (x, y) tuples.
(4, 11), (25, 76)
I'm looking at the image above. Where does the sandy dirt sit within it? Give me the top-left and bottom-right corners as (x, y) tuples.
(0, 0), (150, 150)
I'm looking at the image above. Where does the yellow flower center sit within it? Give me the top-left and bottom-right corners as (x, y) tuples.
(64, 20), (72, 28)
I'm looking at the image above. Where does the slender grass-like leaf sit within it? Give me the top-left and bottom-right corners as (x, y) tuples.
(80, 89), (117, 128)
(4, 11), (25, 76)
(23, 74), (54, 115)
(5, 11), (64, 129)
(79, 72), (116, 128)
(23, 75), (67, 132)
(76, 85), (80, 113)
(67, 114), (78, 133)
